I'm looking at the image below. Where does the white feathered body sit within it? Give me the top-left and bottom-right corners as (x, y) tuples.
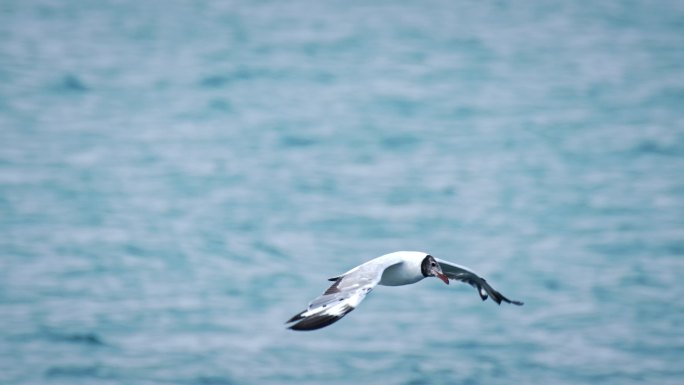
(334, 251), (426, 286)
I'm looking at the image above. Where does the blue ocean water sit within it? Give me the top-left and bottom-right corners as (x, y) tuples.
(1, 0), (683, 384)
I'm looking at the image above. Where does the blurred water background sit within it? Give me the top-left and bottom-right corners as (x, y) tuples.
(1, 0), (683, 384)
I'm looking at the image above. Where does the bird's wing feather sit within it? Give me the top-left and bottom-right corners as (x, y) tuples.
(436, 258), (523, 306)
(287, 260), (402, 331)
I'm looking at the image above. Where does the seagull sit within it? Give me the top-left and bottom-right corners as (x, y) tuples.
(286, 251), (523, 331)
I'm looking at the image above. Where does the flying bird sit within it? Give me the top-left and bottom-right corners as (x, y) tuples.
(286, 251), (523, 331)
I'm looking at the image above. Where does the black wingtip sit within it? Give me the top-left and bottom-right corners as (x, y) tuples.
(497, 291), (524, 306)
(286, 305), (354, 331)
(495, 292), (524, 306)
(287, 315), (340, 331)
(285, 310), (306, 324)
(480, 281), (523, 306)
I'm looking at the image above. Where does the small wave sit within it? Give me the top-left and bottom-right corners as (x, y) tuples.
(280, 136), (318, 148)
(632, 140), (682, 156)
(195, 376), (235, 385)
(57, 74), (89, 92)
(199, 75), (231, 89)
(45, 364), (113, 379)
(47, 331), (106, 346)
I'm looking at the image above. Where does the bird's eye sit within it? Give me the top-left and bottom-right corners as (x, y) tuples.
(431, 262), (436, 267)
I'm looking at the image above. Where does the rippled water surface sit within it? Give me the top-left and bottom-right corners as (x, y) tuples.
(1, 1), (683, 384)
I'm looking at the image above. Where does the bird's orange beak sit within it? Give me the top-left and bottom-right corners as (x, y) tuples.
(436, 272), (449, 285)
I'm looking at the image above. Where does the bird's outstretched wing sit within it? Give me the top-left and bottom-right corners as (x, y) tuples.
(286, 260), (401, 331)
(436, 258), (523, 306)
